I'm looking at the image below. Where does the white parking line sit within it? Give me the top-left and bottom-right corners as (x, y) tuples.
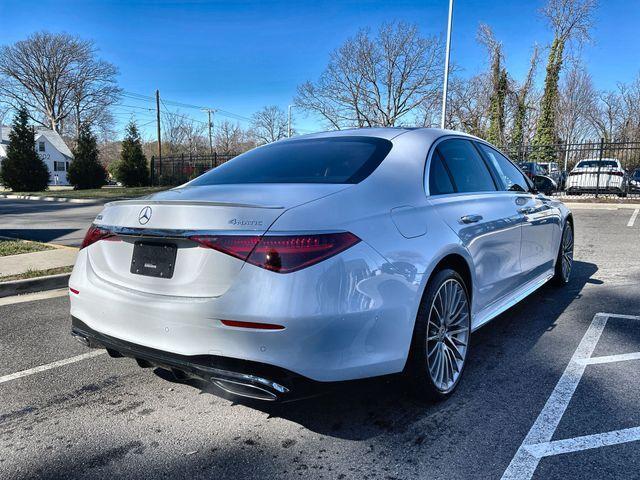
(501, 313), (640, 480)
(627, 208), (639, 227)
(577, 351), (640, 365)
(524, 426), (640, 458)
(0, 350), (105, 384)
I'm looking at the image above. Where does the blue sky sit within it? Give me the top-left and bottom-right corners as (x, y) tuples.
(1, 0), (639, 137)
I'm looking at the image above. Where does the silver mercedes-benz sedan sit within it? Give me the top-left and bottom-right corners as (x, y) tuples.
(69, 128), (573, 401)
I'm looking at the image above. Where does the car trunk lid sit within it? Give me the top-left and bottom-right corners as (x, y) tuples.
(87, 184), (349, 297)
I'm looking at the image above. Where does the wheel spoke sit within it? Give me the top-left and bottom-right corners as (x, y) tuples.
(444, 335), (465, 361)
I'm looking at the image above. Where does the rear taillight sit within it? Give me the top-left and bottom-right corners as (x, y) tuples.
(189, 235), (261, 261)
(80, 225), (117, 249)
(190, 232), (360, 273)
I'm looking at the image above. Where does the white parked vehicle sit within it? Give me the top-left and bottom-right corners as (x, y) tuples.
(69, 128), (574, 401)
(565, 158), (627, 196)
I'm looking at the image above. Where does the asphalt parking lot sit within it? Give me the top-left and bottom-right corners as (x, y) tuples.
(0, 199), (101, 246)
(1, 206), (639, 479)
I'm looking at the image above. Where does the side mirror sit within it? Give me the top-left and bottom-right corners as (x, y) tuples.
(533, 175), (555, 195)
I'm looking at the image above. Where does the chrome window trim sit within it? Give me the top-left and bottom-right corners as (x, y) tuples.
(423, 135), (499, 197)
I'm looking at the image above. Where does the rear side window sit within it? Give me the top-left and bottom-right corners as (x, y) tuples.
(433, 139), (496, 193)
(476, 143), (529, 192)
(576, 160), (618, 168)
(188, 137), (393, 185)
(428, 151), (455, 195)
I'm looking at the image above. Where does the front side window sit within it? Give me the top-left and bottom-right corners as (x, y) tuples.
(477, 143), (529, 192)
(433, 139), (496, 193)
(188, 137), (393, 185)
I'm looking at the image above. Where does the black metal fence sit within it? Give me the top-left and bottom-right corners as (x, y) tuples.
(150, 153), (238, 186)
(502, 139), (640, 197)
(150, 140), (640, 197)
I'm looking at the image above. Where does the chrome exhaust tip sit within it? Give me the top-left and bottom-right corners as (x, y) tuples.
(71, 331), (90, 347)
(211, 375), (289, 401)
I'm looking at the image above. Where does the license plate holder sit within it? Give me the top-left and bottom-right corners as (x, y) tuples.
(130, 241), (177, 279)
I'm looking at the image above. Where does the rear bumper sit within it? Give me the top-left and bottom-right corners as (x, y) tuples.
(71, 316), (317, 401)
(69, 242), (420, 383)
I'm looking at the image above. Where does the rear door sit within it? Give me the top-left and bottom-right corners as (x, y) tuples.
(426, 138), (523, 312)
(476, 143), (560, 281)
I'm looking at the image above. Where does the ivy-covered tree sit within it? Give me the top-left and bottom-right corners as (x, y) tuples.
(67, 123), (107, 189)
(531, 0), (595, 162)
(0, 107), (49, 191)
(511, 46), (539, 152)
(113, 120), (149, 187)
(478, 24), (508, 146)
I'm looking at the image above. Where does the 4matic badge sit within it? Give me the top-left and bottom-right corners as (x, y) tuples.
(228, 218), (263, 227)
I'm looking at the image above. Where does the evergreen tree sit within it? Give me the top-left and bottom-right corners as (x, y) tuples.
(0, 108), (49, 191)
(113, 121), (149, 187)
(67, 123), (107, 189)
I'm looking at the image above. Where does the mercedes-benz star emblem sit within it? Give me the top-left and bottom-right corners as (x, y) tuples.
(138, 206), (152, 225)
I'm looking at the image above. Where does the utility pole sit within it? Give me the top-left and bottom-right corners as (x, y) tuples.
(202, 108), (215, 154)
(155, 90), (162, 159)
(288, 105), (293, 138)
(440, 0), (454, 129)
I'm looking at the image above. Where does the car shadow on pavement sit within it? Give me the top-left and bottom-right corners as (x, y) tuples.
(158, 261), (599, 442)
(0, 228), (80, 244)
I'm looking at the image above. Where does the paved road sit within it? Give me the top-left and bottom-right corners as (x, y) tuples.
(1, 207), (639, 479)
(0, 199), (103, 247)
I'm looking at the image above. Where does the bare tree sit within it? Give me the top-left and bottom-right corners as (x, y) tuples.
(510, 45), (540, 147)
(215, 120), (255, 155)
(250, 105), (288, 144)
(296, 21), (443, 129)
(0, 31), (121, 134)
(556, 62), (596, 143)
(588, 91), (624, 142)
(161, 111), (209, 156)
(618, 75), (640, 141)
(445, 74), (492, 138)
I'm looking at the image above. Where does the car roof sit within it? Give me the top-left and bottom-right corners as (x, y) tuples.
(279, 127), (480, 143)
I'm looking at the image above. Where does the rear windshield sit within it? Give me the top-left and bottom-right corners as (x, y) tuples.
(576, 160), (618, 168)
(188, 136), (393, 185)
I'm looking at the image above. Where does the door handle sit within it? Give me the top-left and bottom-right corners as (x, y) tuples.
(518, 207), (536, 215)
(460, 214), (483, 224)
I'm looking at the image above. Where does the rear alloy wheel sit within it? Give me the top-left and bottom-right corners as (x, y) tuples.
(407, 269), (471, 400)
(553, 221), (574, 285)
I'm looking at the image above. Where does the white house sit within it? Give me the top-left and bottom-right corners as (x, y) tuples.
(0, 126), (74, 186)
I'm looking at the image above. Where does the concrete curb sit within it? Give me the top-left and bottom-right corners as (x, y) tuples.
(563, 202), (640, 209)
(0, 273), (70, 298)
(0, 194), (103, 204)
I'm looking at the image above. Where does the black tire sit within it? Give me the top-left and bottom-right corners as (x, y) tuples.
(406, 268), (471, 401)
(553, 220), (574, 286)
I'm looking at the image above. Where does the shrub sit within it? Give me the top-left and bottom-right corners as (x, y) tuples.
(113, 121), (149, 187)
(67, 124), (107, 189)
(0, 108), (49, 191)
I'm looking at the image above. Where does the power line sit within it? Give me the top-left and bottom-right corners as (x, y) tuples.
(121, 90), (253, 123)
